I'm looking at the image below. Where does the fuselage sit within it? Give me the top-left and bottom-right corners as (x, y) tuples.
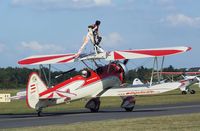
(39, 62), (125, 104)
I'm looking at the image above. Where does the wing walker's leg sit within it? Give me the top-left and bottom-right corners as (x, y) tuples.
(88, 28), (104, 54)
(77, 29), (105, 56)
(94, 44), (105, 54)
(76, 35), (89, 57)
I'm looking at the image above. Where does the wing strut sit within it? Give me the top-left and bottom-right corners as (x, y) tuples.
(160, 56), (165, 81)
(48, 64), (51, 87)
(150, 56), (165, 86)
(150, 57), (156, 86)
(39, 64), (52, 88)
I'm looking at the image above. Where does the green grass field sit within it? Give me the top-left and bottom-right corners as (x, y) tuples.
(0, 86), (200, 131)
(2, 113), (200, 131)
(0, 85), (200, 114)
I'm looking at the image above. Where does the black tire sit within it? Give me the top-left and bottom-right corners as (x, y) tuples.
(190, 90), (196, 94)
(37, 111), (42, 117)
(124, 107), (134, 112)
(90, 99), (100, 112)
(90, 107), (99, 112)
(182, 91), (187, 95)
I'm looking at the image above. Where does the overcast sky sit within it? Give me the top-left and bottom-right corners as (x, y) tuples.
(0, 0), (199, 69)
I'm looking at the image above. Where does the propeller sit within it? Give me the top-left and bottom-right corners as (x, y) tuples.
(123, 59), (129, 65)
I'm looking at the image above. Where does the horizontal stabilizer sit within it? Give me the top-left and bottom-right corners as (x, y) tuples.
(39, 90), (77, 99)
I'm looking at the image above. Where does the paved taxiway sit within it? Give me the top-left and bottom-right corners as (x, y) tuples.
(1, 102), (200, 129)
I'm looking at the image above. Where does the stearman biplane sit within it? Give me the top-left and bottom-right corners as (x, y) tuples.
(18, 32), (191, 116)
(18, 46), (191, 116)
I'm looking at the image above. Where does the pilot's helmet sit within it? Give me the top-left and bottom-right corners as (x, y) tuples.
(82, 70), (88, 78)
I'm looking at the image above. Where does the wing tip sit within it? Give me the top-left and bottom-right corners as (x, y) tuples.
(186, 47), (192, 51)
(18, 60), (25, 65)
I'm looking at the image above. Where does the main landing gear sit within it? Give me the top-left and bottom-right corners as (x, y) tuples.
(85, 98), (101, 112)
(37, 108), (43, 117)
(85, 96), (136, 112)
(121, 96), (136, 112)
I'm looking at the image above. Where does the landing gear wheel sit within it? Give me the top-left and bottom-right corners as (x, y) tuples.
(37, 108), (43, 117)
(190, 90), (196, 94)
(90, 100), (100, 112)
(37, 111), (42, 117)
(124, 107), (134, 112)
(85, 98), (101, 112)
(182, 91), (187, 95)
(121, 96), (136, 112)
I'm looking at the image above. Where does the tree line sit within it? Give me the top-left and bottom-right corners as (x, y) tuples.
(0, 66), (199, 89)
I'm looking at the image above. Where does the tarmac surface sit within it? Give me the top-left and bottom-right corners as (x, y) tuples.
(1, 102), (200, 129)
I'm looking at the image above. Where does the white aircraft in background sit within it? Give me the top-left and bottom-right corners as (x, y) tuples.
(160, 72), (200, 94)
(10, 90), (26, 100)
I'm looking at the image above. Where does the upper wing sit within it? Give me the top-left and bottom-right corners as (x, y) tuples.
(18, 46), (191, 65)
(18, 53), (77, 65)
(106, 46), (191, 60)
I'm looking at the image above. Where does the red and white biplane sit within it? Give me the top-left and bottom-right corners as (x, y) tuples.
(18, 40), (191, 116)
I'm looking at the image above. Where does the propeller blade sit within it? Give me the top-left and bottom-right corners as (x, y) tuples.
(123, 59), (129, 65)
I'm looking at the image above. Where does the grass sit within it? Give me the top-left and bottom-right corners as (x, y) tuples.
(0, 85), (200, 114)
(2, 113), (200, 131)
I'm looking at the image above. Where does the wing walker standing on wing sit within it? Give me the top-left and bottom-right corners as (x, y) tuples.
(88, 20), (103, 53)
(77, 20), (104, 57)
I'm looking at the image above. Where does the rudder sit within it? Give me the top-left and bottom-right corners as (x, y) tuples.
(26, 72), (48, 109)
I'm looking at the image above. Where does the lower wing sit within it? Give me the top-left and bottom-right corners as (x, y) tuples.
(99, 82), (181, 97)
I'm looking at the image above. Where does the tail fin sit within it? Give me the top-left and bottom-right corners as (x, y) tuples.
(26, 72), (48, 109)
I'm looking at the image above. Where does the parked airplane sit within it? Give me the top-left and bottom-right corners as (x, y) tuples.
(9, 90), (26, 100)
(160, 72), (200, 94)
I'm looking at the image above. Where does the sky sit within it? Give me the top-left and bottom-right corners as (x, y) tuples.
(0, 0), (200, 70)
